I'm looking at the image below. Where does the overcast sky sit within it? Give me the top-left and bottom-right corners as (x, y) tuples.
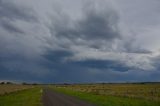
(0, 0), (160, 83)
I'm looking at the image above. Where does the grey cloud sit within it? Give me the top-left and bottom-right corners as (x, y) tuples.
(70, 59), (131, 72)
(79, 5), (120, 40)
(151, 54), (160, 71)
(0, 0), (37, 34)
(48, 0), (121, 50)
(48, 0), (151, 55)
(0, 0), (48, 77)
(124, 40), (153, 54)
(0, 0), (36, 21)
(0, 20), (24, 34)
(43, 50), (73, 63)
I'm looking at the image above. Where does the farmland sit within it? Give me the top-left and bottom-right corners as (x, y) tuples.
(0, 85), (34, 95)
(0, 85), (42, 106)
(53, 83), (160, 106)
(0, 83), (160, 106)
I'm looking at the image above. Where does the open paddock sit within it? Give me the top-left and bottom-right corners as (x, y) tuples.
(0, 85), (34, 95)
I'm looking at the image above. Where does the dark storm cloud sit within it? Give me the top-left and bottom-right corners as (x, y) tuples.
(43, 50), (73, 63)
(35, 50), (95, 83)
(39, 51), (134, 83)
(71, 59), (130, 72)
(151, 55), (160, 70)
(0, 0), (160, 83)
(35, 50), (160, 83)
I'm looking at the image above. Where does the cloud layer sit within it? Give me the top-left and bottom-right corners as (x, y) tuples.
(0, 0), (160, 83)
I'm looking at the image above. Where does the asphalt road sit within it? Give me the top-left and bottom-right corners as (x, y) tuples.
(42, 88), (96, 106)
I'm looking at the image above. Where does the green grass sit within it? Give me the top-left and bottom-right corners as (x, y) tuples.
(0, 87), (42, 106)
(53, 87), (160, 106)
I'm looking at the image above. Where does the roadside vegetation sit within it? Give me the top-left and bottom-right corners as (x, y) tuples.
(0, 84), (34, 95)
(0, 87), (42, 106)
(52, 83), (160, 106)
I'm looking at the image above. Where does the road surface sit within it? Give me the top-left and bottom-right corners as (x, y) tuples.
(42, 88), (96, 106)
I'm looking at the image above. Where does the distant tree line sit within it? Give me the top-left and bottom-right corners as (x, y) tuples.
(22, 82), (39, 85)
(0, 81), (13, 85)
(0, 81), (40, 85)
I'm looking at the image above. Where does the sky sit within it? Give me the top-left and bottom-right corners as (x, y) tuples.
(0, 0), (160, 83)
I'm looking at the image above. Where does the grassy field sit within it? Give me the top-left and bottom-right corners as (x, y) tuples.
(0, 85), (34, 95)
(0, 84), (160, 106)
(53, 83), (160, 106)
(0, 87), (42, 106)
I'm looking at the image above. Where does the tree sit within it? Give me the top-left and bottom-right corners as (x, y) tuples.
(0, 82), (5, 84)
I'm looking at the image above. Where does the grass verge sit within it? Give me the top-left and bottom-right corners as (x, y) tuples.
(0, 87), (42, 106)
(53, 87), (160, 106)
